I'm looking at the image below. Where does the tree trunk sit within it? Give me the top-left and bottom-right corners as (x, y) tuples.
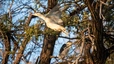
(84, 0), (108, 64)
(38, 0), (58, 64)
(39, 34), (57, 64)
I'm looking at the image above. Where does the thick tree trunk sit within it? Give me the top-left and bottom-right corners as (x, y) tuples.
(38, 0), (58, 64)
(91, 19), (107, 64)
(84, 0), (108, 64)
(39, 34), (57, 64)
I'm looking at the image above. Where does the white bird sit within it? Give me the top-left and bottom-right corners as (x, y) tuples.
(32, 4), (69, 35)
(32, 13), (68, 35)
(59, 41), (72, 59)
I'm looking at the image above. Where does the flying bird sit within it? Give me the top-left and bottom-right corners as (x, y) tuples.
(32, 13), (68, 35)
(32, 4), (69, 35)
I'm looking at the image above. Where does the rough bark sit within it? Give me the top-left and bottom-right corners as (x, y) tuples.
(39, 34), (57, 64)
(84, 0), (108, 64)
(38, 0), (58, 64)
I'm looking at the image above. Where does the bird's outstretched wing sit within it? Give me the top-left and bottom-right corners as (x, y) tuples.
(48, 15), (63, 25)
(48, 4), (61, 16)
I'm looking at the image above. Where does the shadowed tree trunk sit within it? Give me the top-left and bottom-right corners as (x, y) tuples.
(39, 34), (57, 64)
(84, 0), (108, 64)
(38, 0), (58, 64)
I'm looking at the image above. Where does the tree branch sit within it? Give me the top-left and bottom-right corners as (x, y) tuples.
(58, 36), (80, 40)
(13, 12), (32, 64)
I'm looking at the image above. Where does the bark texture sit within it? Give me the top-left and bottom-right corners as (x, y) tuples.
(84, 0), (108, 64)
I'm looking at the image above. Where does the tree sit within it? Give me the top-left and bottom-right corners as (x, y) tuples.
(0, 0), (114, 64)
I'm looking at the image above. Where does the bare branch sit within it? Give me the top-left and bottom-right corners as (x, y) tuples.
(13, 13), (32, 64)
(8, 0), (14, 18)
(72, 28), (88, 64)
(100, 0), (108, 6)
(58, 36), (80, 40)
(73, 34), (85, 64)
